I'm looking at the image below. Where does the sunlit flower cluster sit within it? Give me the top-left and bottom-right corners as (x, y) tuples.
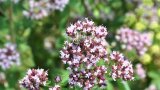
(19, 69), (48, 90)
(116, 28), (152, 55)
(110, 51), (134, 81)
(0, 43), (20, 69)
(23, 0), (69, 19)
(135, 64), (146, 79)
(61, 18), (108, 89)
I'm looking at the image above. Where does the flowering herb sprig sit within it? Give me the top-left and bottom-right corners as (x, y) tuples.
(19, 19), (134, 90)
(23, 0), (69, 20)
(60, 18), (134, 90)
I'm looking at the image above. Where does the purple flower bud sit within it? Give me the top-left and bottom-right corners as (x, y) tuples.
(54, 76), (61, 83)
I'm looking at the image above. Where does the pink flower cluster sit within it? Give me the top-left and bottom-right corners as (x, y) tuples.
(110, 51), (134, 81)
(0, 43), (20, 69)
(135, 64), (146, 79)
(23, 0), (69, 20)
(61, 19), (134, 89)
(19, 69), (48, 90)
(61, 18), (108, 89)
(23, 0), (49, 20)
(116, 28), (152, 55)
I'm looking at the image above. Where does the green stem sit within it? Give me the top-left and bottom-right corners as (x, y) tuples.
(81, 0), (91, 16)
(8, 0), (15, 43)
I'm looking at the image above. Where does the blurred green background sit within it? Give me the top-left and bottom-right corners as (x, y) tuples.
(0, 0), (160, 90)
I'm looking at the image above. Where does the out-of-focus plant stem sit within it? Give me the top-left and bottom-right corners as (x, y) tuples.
(8, 0), (15, 43)
(81, 0), (92, 17)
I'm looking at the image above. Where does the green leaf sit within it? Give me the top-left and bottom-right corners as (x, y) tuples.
(118, 81), (130, 90)
(60, 70), (69, 86)
(107, 81), (114, 90)
(19, 43), (35, 68)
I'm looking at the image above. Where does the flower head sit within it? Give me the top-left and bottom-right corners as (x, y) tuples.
(0, 43), (20, 69)
(19, 69), (48, 90)
(23, 0), (69, 19)
(116, 28), (152, 55)
(23, 0), (49, 20)
(110, 51), (134, 81)
(61, 18), (108, 89)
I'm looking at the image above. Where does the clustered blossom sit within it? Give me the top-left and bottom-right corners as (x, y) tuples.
(23, 0), (49, 20)
(135, 64), (146, 79)
(116, 28), (152, 55)
(23, 0), (69, 19)
(110, 51), (134, 81)
(0, 43), (20, 69)
(19, 69), (48, 90)
(69, 66), (107, 89)
(60, 18), (108, 89)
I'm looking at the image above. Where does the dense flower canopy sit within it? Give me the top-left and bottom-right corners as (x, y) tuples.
(0, 0), (159, 90)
